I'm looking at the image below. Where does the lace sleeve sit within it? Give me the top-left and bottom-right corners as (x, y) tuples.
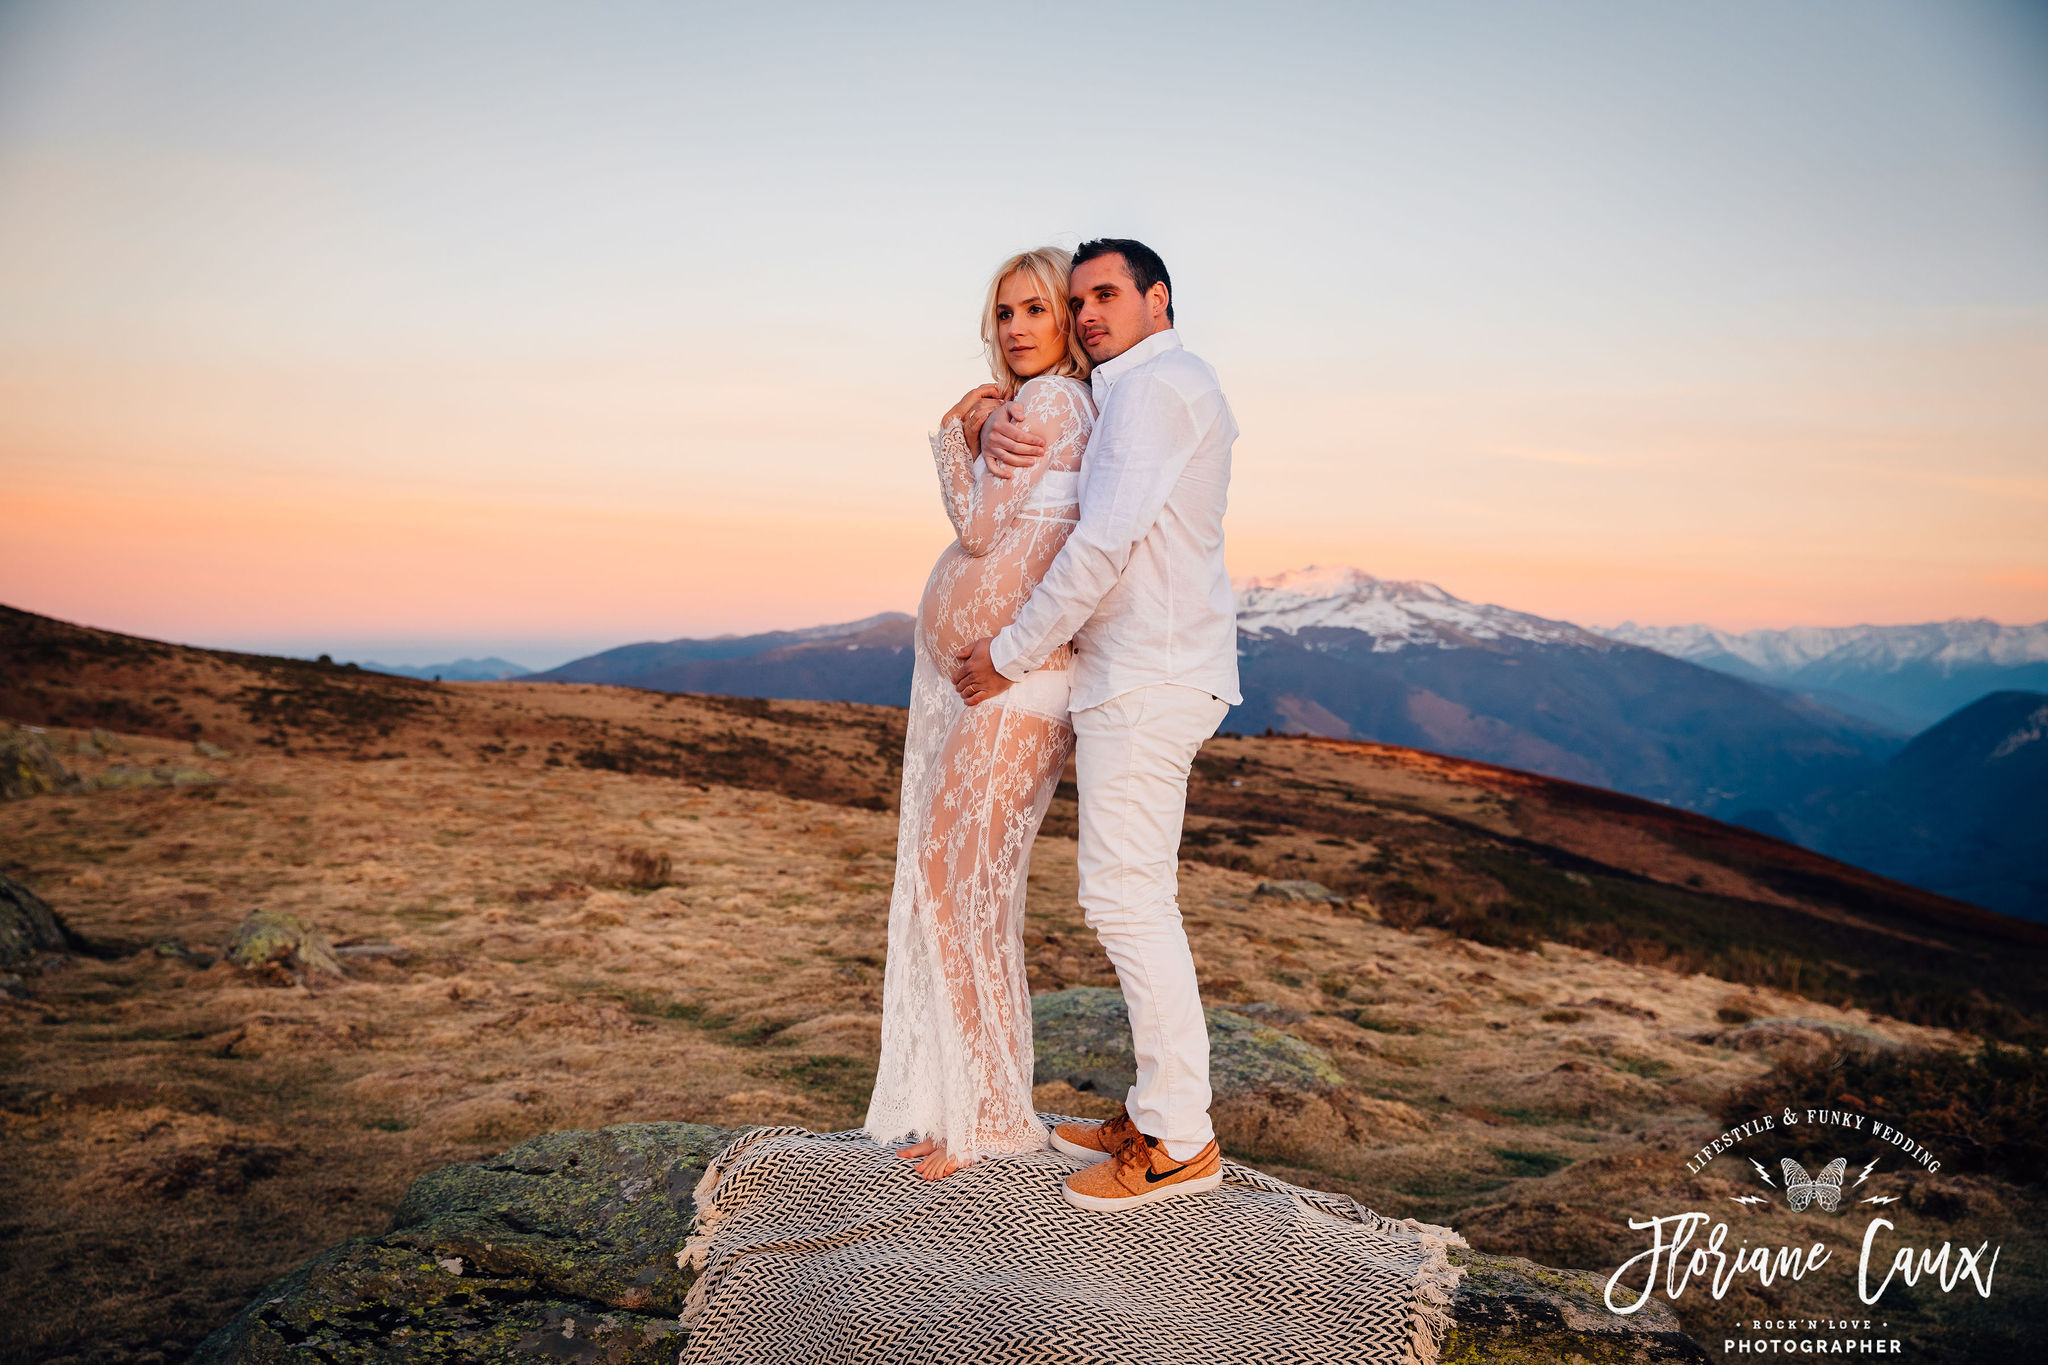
(930, 378), (1090, 558)
(930, 419), (979, 538)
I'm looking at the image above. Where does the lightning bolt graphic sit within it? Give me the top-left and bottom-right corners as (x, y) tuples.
(1855, 1157), (1880, 1187)
(1730, 1194), (1769, 1208)
(1751, 1158), (1775, 1187)
(1860, 1194), (1899, 1206)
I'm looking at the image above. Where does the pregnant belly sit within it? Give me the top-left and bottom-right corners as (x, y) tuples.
(918, 527), (1070, 668)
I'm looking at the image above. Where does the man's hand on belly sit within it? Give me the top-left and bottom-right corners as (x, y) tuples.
(953, 639), (1015, 706)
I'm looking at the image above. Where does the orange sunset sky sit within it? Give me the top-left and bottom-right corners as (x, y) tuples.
(3, 2), (2045, 669)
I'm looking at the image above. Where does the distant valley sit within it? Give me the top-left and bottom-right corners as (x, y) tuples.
(1778, 690), (2048, 921)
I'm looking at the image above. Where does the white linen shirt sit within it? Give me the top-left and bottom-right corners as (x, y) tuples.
(990, 328), (1242, 711)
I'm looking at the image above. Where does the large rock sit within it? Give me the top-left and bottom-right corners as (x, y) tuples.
(193, 1122), (729, 1365)
(1443, 1249), (1707, 1362)
(1032, 985), (1346, 1098)
(0, 872), (79, 968)
(194, 1120), (1704, 1364)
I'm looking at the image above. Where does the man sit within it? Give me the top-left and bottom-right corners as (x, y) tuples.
(952, 238), (1240, 1212)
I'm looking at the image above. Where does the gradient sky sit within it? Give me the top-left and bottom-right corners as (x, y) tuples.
(2, 0), (2044, 668)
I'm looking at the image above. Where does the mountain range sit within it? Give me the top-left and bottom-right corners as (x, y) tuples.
(527, 569), (2043, 919)
(359, 656), (531, 682)
(1225, 567), (1900, 819)
(524, 613), (913, 701)
(1596, 618), (2048, 731)
(535, 566), (1905, 817)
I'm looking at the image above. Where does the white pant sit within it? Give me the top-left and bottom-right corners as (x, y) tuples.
(1071, 682), (1230, 1161)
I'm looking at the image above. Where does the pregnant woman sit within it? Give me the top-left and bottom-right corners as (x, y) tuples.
(865, 248), (1095, 1179)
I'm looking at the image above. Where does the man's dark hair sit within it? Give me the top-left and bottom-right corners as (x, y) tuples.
(1073, 238), (1174, 324)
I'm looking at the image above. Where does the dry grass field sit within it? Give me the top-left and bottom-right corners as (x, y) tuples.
(3, 603), (2042, 1363)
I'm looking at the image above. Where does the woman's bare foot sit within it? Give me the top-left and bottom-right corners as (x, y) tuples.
(893, 1136), (970, 1178)
(892, 1137), (970, 1178)
(914, 1142), (968, 1180)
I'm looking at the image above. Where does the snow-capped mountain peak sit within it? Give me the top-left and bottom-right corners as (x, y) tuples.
(1234, 566), (1610, 652)
(1597, 619), (2048, 675)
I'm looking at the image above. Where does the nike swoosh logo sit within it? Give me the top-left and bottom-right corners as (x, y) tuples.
(1144, 1162), (1191, 1184)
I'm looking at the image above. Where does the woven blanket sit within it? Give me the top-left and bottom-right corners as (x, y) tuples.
(678, 1121), (1464, 1365)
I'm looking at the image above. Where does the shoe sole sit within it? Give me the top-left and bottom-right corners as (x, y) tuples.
(1061, 1169), (1223, 1212)
(1049, 1131), (1114, 1163)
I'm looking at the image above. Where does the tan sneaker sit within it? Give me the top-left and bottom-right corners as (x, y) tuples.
(1049, 1107), (1139, 1164)
(1061, 1133), (1223, 1211)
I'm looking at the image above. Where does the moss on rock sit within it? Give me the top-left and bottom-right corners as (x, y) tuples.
(193, 1122), (731, 1365)
(1032, 985), (1346, 1098)
(1439, 1246), (1709, 1363)
(224, 910), (345, 981)
(1, 724), (82, 800)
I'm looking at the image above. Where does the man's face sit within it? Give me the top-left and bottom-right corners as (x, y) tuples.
(1069, 253), (1169, 364)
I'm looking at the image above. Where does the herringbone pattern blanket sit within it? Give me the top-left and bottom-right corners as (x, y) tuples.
(679, 1121), (1463, 1365)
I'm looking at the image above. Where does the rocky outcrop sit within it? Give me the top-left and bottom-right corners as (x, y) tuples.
(1252, 878), (1349, 907)
(192, 1123), (723, 1365)
(93, 760), (219, 789)
(193, 1121), (1704, 1364)
(1032, 985), (1346, 1097)
(1441, 1251), (1707, 1363)
(0, 872), (81, 969)
(0, 723), (215, 794)
(225, 910), (345, 984)
(1, 724), (83, 800)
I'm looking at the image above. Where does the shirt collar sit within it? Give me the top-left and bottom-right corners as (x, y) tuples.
(1090, 327), (1181, 399)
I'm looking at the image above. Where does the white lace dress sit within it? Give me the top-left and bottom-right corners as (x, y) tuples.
(864, 374), (1096, 1164)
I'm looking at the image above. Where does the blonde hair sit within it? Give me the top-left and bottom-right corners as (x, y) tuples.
(980, 247), (1091, 398)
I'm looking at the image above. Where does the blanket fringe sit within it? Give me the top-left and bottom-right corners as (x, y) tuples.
(1402, 1228), (1466, 1365)
(1393, 1213), (1468, 1247)
(676, 1126), (788, 1328)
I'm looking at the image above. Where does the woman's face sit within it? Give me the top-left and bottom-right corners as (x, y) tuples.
(994, 270), (1068, 380)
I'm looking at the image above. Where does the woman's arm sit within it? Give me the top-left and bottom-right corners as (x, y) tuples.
(939, 378), (1090, 557)
(931, 384), (1000, 537)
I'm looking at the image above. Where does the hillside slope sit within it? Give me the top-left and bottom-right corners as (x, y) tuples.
(4, 601), (2043, 1363)
(5, 602), (2038, 1033)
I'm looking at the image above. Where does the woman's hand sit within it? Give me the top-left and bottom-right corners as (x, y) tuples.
(940, 383), (1002, 432)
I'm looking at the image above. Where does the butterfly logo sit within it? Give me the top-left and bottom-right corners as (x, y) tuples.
(1781, 1157), (1847, 1212)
